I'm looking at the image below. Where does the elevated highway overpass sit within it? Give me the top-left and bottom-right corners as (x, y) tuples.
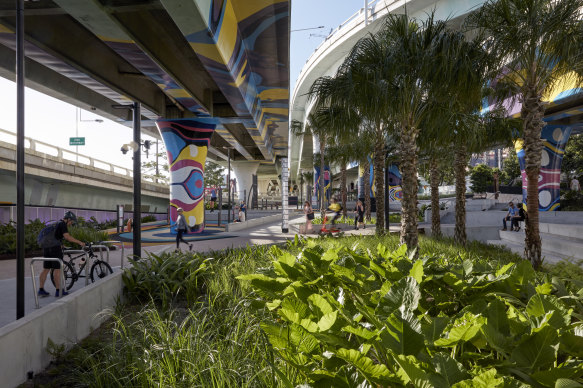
(289, 0), (583, 212)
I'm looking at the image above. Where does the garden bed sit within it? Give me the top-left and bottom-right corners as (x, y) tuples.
(22, 235), (583, 387)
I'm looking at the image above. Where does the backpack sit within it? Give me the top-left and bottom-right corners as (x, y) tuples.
(37, 222), (61, 248)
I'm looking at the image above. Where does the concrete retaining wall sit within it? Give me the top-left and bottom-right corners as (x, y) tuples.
(0, 272), (124, 388)
(226, 214), (282, 232)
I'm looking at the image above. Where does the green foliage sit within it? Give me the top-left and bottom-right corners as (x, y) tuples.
(503, 148), (521, 185)
(470, 164), (494, 193)
(205, 160), (225, 188)
(562, 133), (583, 177)
(122, 252), (212, 309)
(561, 190), (583, 211)
(140, 215), (157, 223)
(67, 225), (108, 248)
(0, 219), (47, 255)
(241, 242), (583, 387)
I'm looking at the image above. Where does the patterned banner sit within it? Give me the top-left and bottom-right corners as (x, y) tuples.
(156, 118), (217, 233)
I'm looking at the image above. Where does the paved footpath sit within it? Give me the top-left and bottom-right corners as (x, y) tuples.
(0, 216), (382, 328)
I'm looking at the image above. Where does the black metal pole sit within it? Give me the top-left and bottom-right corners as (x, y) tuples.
(16, 0), (25, 320)
(132, 102), (141, 259)
(227, 149), (231, 224)
(385, 165), (390, 230)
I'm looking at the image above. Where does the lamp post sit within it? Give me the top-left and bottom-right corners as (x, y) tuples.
(223, 146), (234, 224)
(75, 107), (103, 162)
(113, 102), (142, 259)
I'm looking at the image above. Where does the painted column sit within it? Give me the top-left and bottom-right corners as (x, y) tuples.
(515, 124), (572, 211)
(232, 162), (260, 205)
(281, 157), (289, 232)
(156, 118), (216, 233)
(387, 164), (403, 203)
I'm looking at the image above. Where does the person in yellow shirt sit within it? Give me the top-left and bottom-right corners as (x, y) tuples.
(326, 198), (342, 226)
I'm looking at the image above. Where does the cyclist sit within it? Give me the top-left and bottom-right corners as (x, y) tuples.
(327, 198), (342, 226)
(38, 211), (85, 297)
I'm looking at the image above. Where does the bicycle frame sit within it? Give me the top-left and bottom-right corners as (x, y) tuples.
(62, 249), (91, 286)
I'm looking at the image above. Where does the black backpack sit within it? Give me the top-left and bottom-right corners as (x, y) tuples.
(37, 222), (61, 249)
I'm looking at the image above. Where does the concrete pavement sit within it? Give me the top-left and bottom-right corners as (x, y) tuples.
(0, 214), (380, 328)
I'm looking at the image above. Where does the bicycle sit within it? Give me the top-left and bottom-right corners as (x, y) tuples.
(50, 242), (113, 291)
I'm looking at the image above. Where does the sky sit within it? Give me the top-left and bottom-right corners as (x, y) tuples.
(0, 0), (366, 170)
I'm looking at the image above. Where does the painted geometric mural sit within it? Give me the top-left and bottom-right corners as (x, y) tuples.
(515, 125), (573, 211)
(156, 119), (216, 233)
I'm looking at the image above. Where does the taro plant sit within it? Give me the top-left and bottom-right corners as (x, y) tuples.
(239, 242), (583, 387)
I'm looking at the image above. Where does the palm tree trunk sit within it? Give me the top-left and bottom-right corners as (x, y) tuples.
(341, 164), (347, 218)
(522, 86), (544, 269)
(319, 137), (326, 215)
(430, 158), (441, 238)
(374, 130), (385, 234)
(363, 158), (371, 222)
(399, 125), (419, 252)
(454, 145), (467, 245)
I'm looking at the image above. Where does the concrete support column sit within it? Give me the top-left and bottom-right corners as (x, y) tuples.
(156, 118), (216, 232)
(515, 124), (573, 211)
(281, 157), (289, 233)
(232, 161), (260, 206)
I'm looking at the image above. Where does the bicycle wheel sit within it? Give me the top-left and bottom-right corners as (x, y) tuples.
(50, 261), (76, 291)
(90, 260), (113, 282)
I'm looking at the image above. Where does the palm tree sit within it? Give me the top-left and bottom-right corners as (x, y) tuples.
(465, 0), (583, 268)
(326, 143), (356, 218)
(291, 109), (338, 215)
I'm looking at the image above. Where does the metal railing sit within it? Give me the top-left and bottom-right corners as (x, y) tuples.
(0, 128), (167, 185)
(96, 241), (126, 269)
(30, 257), (66, 309)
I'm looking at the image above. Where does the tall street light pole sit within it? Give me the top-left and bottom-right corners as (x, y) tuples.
(225, 147), (233, 224)
(16, 0), (25, 320)
(113, 102), (142, 259)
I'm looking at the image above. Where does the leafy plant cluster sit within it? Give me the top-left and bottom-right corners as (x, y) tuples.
(122, 251), (212, 309)
(240, 241), (583, 387)
(560, 190), (583, 211)
(0, 219), (45, 255)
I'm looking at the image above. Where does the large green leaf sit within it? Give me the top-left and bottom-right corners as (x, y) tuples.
(526, 294), (571, 329)
(531, 367), (583, 388)
(342, 325), (377, 340)
(236, 273), (290, 296)
(308, 294), (334, 316)
(432, 352), (470, 386)
(378, 277), (421, 316)
(451, 368), (504, 388)
(486, 299), (510, 336)
(422, 316), (450, 345)
(381, 308), (425, 356)
(559, 330), (583, 357)
(317, 311), (338, 332)
(509, 261), (536, 288)
(336, 348), (393, 380)
(393, 354), (443, 388)
(510, 325), (559, 372)
(554, 379), (583, 388)
(410, 259), (424, 284)
(434, 313), (486, 347)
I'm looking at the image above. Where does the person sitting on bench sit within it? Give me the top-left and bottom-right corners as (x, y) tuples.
(511, 203), (526, 231)
(502, 201), (517, 231)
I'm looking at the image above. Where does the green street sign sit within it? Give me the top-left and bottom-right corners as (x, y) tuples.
(69, 137), (85, 146)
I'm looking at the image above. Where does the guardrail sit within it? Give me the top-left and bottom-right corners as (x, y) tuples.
(30, 257), (66, 309)
(0, 128), (167, 185)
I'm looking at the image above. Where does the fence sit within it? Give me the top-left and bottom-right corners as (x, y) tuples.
(0, 204), (167, 225)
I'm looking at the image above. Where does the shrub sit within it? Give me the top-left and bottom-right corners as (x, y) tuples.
(240, 242), (583, 387)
